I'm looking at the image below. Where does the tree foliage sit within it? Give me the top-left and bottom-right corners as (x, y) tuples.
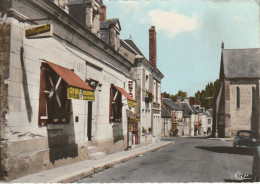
(162, 79), (219, 110)
(162, 90), (187, 101)
(194, 79), (219, 110)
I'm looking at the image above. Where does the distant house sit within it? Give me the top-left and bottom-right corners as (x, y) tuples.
(161, 108), (172, 137)
(182, 98), (207, 136)
(200, 112), (207, 136)
(213, 43), (260, 137)
(162, 98), (183, 136)
(206, 109), (213, 135)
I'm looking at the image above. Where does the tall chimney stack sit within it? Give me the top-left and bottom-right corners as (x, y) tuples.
(149, 26), (156, 67)
(100, 4), (106, 22)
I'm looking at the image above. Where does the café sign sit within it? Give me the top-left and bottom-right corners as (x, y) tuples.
(67, 86), (95, 101)
(25, 24), (53, 39)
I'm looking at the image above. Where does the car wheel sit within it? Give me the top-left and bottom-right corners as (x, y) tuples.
(233, 142), (236, 148)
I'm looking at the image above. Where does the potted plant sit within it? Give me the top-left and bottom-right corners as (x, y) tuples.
(49, 107), (71, 124)
(145, 90), (154, 103)
(148, 127), (152, 134)
(142, 127), (147, 136)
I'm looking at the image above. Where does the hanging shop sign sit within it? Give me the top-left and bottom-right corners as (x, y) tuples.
(127, 100), (136, 108)
(67, 86), (95, 101)
(25, 24), (53, 39)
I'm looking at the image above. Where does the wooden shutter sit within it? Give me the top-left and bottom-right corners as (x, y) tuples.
(156, 81), (158, 103)
(142, 69), (145, 101)
(109, 86), (113, 123)
(38, 63), (48, 126)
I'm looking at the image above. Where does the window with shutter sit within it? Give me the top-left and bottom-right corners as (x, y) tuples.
(109, 85), (122, 122)
(38, 63), (72, 125)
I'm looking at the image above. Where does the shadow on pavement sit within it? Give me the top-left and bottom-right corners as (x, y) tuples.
(186, 136), (208, 139)
(195, 146), (254, 156)
(224, 179), (253, 183)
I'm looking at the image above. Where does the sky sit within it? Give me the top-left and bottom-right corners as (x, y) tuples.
(103, 0), (260, 96)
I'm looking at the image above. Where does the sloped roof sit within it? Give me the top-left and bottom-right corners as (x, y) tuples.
(190, 106), (200, 114)
(124, 39), (144, 56)
(181, 103), (193, 116)
(181, 99), (194, 117)
(68, 0), (103, 5)
(120, 40), (138, 55)
(223, 48), (260, 78)
(162, 98), (182, 111)
(161, 109), (171, 118)
(100, 18), (121, 30)
(206, 109), (213, 117)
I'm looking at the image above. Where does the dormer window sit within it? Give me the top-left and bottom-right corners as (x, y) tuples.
(100, 18), (121, 51)
(58, 0), (66, 8)
(52, 0), (68, 13)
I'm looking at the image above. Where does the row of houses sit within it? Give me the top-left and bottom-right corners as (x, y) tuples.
(0, 0), (163, 181)
(161, 97), (213, 137)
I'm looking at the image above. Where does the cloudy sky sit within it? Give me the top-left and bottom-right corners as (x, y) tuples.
(104, 0), (260, 96)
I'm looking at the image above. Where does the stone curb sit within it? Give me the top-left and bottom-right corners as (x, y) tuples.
(208, 138), (234, 141)
(50, 142), (172, 183)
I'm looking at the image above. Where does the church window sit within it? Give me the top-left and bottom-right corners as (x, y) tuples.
(236, 87), (240, 108)
(252, 87), (255, 108)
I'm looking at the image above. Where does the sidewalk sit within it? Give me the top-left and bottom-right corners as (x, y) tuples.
(208, 137), (234, 141)
(10, 141), (172, 183)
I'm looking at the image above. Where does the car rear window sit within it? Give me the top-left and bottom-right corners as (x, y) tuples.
(238, 131), (256, 138)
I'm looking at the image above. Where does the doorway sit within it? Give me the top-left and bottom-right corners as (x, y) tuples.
(87, 101), (93, 141)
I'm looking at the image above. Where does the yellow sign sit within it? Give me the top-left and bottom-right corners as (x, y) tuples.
(67, 86), (95, 101)
(25, 24), (53, 39)
(127, 100), (136, 108)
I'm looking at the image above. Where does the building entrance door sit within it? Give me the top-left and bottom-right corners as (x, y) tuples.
(87, 101), (92, 141)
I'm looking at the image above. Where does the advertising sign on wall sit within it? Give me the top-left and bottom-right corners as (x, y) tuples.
(127, 100), (136, 108)
(25, 24), (53, 39)
(67, 86), (95, 101)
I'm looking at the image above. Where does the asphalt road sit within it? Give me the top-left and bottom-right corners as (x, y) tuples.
(78, 137), (254, 183)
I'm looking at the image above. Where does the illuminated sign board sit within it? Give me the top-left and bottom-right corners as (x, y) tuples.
(67, 86), (95, 101)
(25, 24), (53, 39)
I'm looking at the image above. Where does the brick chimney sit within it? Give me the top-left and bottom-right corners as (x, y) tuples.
(149, 26), (156, 67)
(100, 4), (106, 22)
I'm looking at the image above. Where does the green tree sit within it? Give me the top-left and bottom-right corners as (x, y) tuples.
(162, 90), (187, 101)
(162, 79), (219, 110)
(161, 91), (171, 99)
(172, 90), (187, 101)
(194, 79), (219, 110)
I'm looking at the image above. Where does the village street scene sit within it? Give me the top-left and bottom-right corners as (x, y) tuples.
(0, 0), (260, 183)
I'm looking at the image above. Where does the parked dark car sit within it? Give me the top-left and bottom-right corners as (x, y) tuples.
(252, 145), (260, 182)
(233, 130), (259, 148)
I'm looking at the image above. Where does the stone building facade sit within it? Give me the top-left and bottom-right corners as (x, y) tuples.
(0, 0), (138, 181)
(213, 43), (260, 138)
(120, 28), (164, 145)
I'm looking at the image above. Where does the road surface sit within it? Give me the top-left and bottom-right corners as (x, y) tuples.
(78, 137), (254, 183)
